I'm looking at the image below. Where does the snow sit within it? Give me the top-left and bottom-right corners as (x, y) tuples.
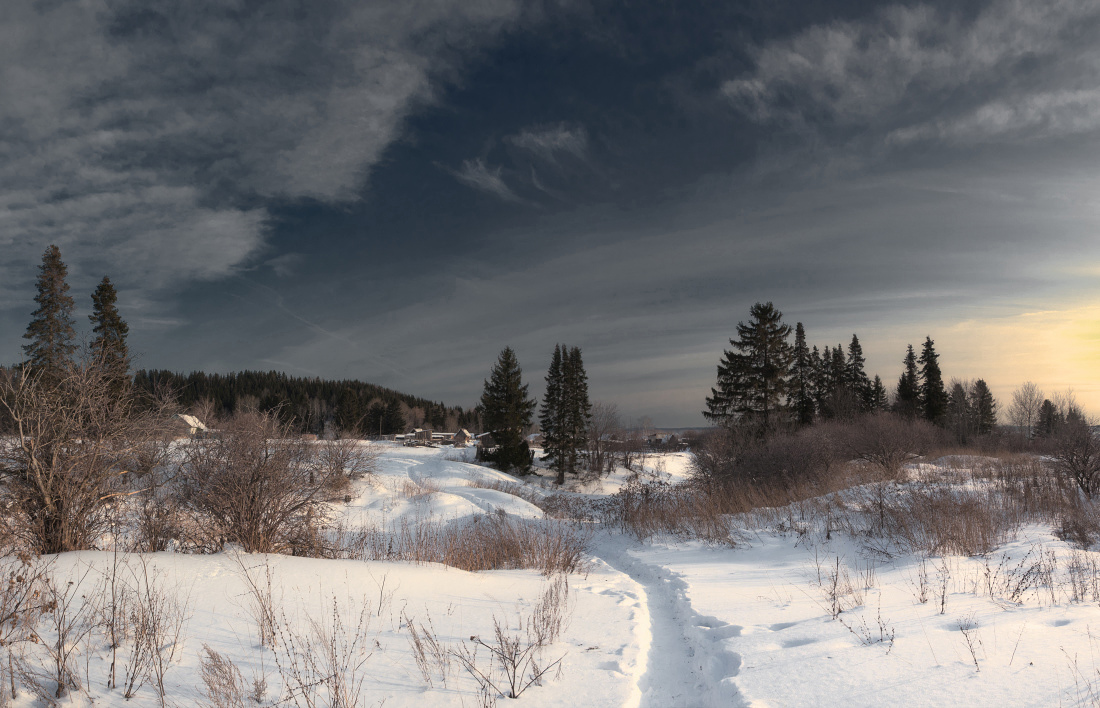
(16, 446), (1100, 706)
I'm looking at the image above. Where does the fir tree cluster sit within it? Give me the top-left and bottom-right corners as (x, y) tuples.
(705, 302), (997, 435)
(20, 245), (130, 388)
(540, 344), (592, 485)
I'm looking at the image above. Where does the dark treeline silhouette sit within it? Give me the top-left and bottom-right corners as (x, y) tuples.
(133, 369), (479, 436)
(704, 302), (998, 439)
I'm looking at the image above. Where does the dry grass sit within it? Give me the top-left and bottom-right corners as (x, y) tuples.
(332, 515), (590, 576)
(609, 436), (1098, 560)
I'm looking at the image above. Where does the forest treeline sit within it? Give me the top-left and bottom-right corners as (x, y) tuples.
(132, 369), (480, 436)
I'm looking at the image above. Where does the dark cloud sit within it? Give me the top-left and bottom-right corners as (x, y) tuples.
(3, 0), (1098, 423)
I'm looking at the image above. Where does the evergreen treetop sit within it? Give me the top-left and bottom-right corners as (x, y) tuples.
(23, 244), (77, 381)
(480, 347), (535, 473)
(704, 302), (792, 430)
(89, 276), (130, 390)
(972, 379), (997, 435)
(894, 344), (921, 417)
(918, 336), (948, 424)
(540, 344), (566, 473)
(791, 323), (815, 426)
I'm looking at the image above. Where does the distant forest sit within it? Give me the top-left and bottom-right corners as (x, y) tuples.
(133, 370), (480, 436)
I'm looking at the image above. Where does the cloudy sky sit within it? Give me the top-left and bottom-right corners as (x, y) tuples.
(2, 0), (1098, 425)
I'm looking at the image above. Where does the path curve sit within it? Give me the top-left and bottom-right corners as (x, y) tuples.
(593, 535), (748, 708)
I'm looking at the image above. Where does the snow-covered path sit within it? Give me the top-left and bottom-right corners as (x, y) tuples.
(593, 534), (747, 708)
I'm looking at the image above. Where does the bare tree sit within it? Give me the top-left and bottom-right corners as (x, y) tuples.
(841, 413), (940, 477)
(0, 354), (173, 554)
(179, 410), (346, 553)
(317, 436), (378, 495)
(1051, 417), (1100, 498)
(1008, 382), (1043, 441)
(586, 402), (620, 476)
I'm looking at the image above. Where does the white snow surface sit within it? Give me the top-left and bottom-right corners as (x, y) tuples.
(16, 445), (1100, 707)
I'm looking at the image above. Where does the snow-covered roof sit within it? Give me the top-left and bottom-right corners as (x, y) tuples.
(176, 413), (207, 431)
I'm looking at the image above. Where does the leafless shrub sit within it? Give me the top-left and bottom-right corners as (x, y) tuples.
(334, 515), (589, 576)
(879, 485), (1019, 556)
(123, 557), (191, 705)
(231, 554), (278, 649)
(586, 402), (620, 475)
(199, 644), (246, 708)
(936, 558), (950, 614)
(0, 555), (52, 703)
(317, 437), (378, 498)
(1056, 501), (1100, 549)
(912, 555), (930, 604)
(1050, 418), (1100, 498)
(838, 597), (894, 653)
(528, 574), (570, 647)
(956, 613), (982, 672)
(821, 556), (863, 619)
(691, 425), (841, 491)
(1066, 551), (1100, 603)
(405, 610), (450, 688)
(838, 413), (940, 478)
(32, 567), (95, 699)
(454, 580), (569, 701)
(179, 409), (347, 553)
(273, 596), (374, 708)
(0, 355), (175, 554)
(96, 546), (131, 691)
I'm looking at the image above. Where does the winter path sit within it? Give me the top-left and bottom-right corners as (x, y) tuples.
(592, 534), (748, 708)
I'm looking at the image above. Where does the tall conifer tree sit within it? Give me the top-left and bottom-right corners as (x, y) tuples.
(894, 344), (921, 417)
(562, 346), (592, 479)
(704, 302), (792, 431)
(918, 336), (948, 424)
(972, 379), (997, 435)
(870, 375), (889, 411)
(791, 323), (815, 426)
(846, 334), (871, 411)
(480, 347), (536, 473)
(89, 276), (131, 395)
(540, 345), (566, 474)
(23, 245), (77, 382)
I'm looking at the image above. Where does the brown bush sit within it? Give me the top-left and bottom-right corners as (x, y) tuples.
(835, 412), (941, 477)
(0, 355), (175, 554)
(1050, 418), (1100, 497)
(179, 410), (347, 554)
(334, 515), (589, 576)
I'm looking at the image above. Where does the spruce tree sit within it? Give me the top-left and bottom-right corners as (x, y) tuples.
(869, 375), (889, 411)
(336, 388), (363, 434)
(846, 334), (871, 411)
(704, 302), (792, 431)
(89, 276), (130, 395)
(809, 345), (826, 416)
(1037, 399), (1061, 438)
(23, 245), (77, 383)
(561, 346), (592, 480)
(539, 345), (566, 474)
(790, 323), (815, 426)
(479, 347), (536, 473)
(947, 381), (972, 442)
(972, 379), (997, 435)
(382, 399), (406, 435)
(918, 336), (948, 424)
(894, 344), (921, 418)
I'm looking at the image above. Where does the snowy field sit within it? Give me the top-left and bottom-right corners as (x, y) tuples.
(11, 443), (1100, 706)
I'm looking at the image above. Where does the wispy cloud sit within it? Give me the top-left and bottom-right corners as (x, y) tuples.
(452, 159), (524, 202)
(722, 0), (1100, 146)
(0, 0), (519, 302)
(507, 123), (588, 161)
